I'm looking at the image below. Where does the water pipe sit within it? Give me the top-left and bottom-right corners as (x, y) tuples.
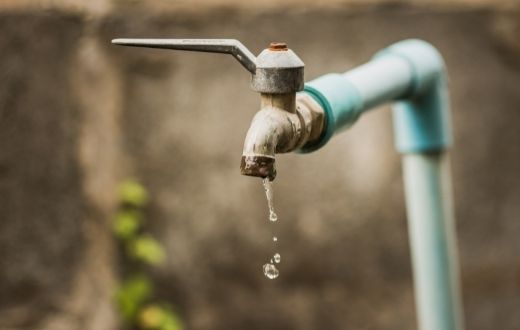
(112, 38), (464, 330)
(303, 39), (464, 330)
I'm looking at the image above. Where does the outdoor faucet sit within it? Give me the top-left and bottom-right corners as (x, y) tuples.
(112, 37), (465, 330)
(111, 38), (325, 180)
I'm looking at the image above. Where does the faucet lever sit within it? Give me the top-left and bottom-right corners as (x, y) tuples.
(112, 37), (311, 181)
(111, 38), (257, 74)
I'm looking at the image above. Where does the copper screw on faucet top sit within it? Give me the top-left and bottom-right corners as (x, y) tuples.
(269, 42), (288, 51)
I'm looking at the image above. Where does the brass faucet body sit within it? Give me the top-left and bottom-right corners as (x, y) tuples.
(111, 38), (321, 180)
(240, 93), (324, 180)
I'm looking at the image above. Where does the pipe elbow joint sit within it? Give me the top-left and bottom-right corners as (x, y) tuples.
(377, 39), (452, 153)
(304, 39), (452, 154)
(375, 39), (447, 97)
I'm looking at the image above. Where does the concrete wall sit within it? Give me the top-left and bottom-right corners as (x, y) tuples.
(1, 2), (519, 330)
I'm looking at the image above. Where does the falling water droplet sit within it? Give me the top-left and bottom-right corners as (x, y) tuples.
(269, 211), (278, 222)
(262, 178), (278, 222)
(263, 263), (279, 279)
(261, 178), (281, 279)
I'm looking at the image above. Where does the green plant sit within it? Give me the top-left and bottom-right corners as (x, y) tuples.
(112, 179), (183, 330)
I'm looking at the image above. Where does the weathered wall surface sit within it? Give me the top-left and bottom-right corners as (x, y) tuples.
(1, 2), (519, 330)
(0, 11), (120, 330)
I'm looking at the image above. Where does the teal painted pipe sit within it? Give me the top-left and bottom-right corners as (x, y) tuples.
(301, 39), (464, 330)
(382, 40), (453, 153)
(301, 39), (452, 154)
(301, 52), (414, 152)
(403, 153), (464, 330)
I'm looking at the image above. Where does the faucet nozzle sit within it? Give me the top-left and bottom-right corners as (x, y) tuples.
(240, 155), (277, 181)
(239, 93), (325, 181)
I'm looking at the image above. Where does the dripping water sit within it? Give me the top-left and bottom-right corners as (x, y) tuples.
(262, 178), (280, 279)
(262, 177), (278, 222)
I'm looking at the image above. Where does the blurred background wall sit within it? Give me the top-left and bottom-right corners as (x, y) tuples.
(0, 0), (519, 329)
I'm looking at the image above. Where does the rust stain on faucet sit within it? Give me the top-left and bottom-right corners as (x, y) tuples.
(240, 155), (276, 181)
(269, 42), (288, 51)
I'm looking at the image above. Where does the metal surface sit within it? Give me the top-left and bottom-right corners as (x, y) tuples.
(112, 38), (304, 94)
(112, 38), (257, 73)
(240, 93), (324, 180)
(296, 93), (326, 145)
(112, 37), (307, 179)
(403, 152), (464, 330)
(252, 48), (304, 93)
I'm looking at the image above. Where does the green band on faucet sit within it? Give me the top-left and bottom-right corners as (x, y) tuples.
(299, 74), (363, 153)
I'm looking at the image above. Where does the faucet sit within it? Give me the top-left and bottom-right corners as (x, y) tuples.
(112, 38), (464, 330)
(111, 39), (324, 180)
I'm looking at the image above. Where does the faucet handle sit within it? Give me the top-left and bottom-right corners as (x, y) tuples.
(112, 38), (304, 94)
(111, 38), (257, 74)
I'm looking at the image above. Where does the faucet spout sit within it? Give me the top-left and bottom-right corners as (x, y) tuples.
(240, 103), (295, 181)
(240, 93), (325, 180)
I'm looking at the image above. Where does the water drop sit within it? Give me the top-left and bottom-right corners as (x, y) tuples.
(263, 263), (279, 279)
(269, 211), (278, 222)
(262, 178), (278, 222)
(261, 178), (281, 279)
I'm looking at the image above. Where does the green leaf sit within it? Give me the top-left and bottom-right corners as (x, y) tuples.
(160, 308), (184, 330)
(113, 210), (142, 240)
(129, 235), (166, 265)
(114, 275), (153, 322)
(138, 304), (164, 329)
(138, 305), (184, 330)
(119, 179), (149, 207)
